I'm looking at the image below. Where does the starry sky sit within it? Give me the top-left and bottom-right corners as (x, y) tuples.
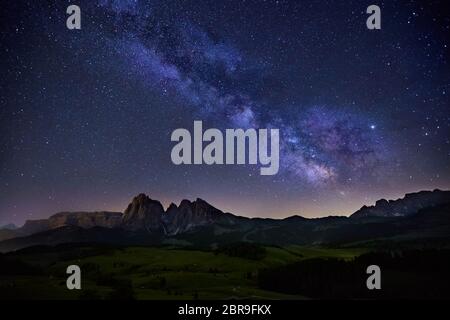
(1, 0), (449, 226)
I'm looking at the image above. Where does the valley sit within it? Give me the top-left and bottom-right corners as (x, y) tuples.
(0, 244), (365, 300)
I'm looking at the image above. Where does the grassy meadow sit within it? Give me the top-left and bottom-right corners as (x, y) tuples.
(0, 245), (365, 300)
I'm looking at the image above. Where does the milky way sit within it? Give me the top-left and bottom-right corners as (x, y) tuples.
(1, 0), (449, 224)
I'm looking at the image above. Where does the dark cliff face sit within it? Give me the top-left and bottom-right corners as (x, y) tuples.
(21, 212), (123, 232)
(351, 189), (450, 218)
(48, 211), (123, 229)
(11, 194), (233, 237)
(21, 219), (50, 235)
(8, 189), (450, 241)
(122, 194), (165, 232)
(122, 195), (235, 235)
(162, 198), (230, 235)
(1, 190), (449, 252)
(6, 212), (124, 241)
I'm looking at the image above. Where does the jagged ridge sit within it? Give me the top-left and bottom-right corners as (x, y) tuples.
(351, 189), (450, 218)
(1, 189), (448, 247)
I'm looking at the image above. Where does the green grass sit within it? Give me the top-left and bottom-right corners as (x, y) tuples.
(1, 245), (365, 300)
(283, 245), (366, 260)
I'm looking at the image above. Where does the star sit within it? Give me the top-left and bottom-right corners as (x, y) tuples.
(0, 0), (448, 224)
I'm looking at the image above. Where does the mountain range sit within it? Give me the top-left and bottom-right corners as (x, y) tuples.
(0, 189), (449, 252)
(0, 223), (17, 230)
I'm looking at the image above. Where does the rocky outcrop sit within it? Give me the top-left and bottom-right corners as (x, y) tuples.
(21, 219), (50, 235)
(351, 189), (450, 218)
(162, 198), (236, 235)
(1, 190), (449, 252)
(122, 194), (165, 232)
(47, 211), (123, 229)
(121, 194), (237, 235)
(12, 194), (234, 237)
(9, 190), (450, 242)
(11, 212), (122, 239)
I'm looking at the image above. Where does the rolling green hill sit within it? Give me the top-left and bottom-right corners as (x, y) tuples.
(0, 244), (364, 300)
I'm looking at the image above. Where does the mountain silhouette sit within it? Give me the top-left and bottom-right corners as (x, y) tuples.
(0, 223), (17, 230)
(351, 189), (450, 218)
(0, 189), (449, 252)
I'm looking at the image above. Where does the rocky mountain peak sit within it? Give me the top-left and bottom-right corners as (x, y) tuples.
(160, 197), (227, 235)
(120, 194), (227, 234)
(124, 194), (164, 213)
(167, 202), (178, 211)
(178, 199), (193, 209)
(122, 194), (164, 231)
(351, 189), (450, 218)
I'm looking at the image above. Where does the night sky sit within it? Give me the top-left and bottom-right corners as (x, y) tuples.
(1, 0), (449, 226)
